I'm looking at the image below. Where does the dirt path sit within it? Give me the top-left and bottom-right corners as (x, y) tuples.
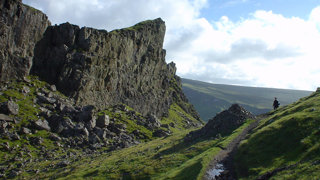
(202, 116), (265, 180)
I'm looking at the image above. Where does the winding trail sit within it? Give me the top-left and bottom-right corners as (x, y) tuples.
(202, 116), (265, 180)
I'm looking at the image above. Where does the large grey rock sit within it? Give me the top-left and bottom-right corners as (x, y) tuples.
(36, 94), (56, 104)
(33, 119), (51, 131)
(0, 0), (50, 82)
(0, 101), (19, 115)
(89, 133), (100, 144)
(77, 105), (95, 122)
(0, 114), (13, 122)
(74, 123), (89, 137)
(146, 114), (161, 129)
(20, 127), (32, 135)
(49, 133), (61, 141)
(96, 114), (109, 128)
(93, 127), (106, 140)
(153, 129), (171, 137)
(109, 123), (126, 135)
(48, 115), (64, 133)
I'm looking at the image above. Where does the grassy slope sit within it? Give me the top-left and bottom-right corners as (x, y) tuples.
(45, 119), (255, 180)
(0, 76), (202, 179)
(182, 78), (312, 121)
(235, 91), (320, 179)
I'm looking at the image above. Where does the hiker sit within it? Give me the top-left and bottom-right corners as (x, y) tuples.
(273, 97), (280, 110)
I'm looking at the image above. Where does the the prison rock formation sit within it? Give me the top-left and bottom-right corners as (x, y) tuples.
(0, 0), (200, 121)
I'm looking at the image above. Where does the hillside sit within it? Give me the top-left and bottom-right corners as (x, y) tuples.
(0, 77), (256, 179)
(234, 88), (320, 179)
(182, 78), (312, 121)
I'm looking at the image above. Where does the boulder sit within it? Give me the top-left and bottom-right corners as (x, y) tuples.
(61, 103), (76, 114)
(1, 142), (10, 151)
(0, 120), (8, 130)
(9, 132), (20, 140)
(0, 114), (13, 122)
(48, 115), (64, 133)
(49, 133), (61, 141)
(96, 114), (110, 128)
(50, 85), (57, 92)
(74, 124), (89, 137)
(109, 123), (126, 134)
(146, 114), (161, 129)
(89, 134), (101, 144)
(77, 105), (95, 123)
(33, 119), (51, 131)
(153, 129), (171, 137)
(22, 86), (30, 94)
(93, 127), (106, 140)
(20, 127), (32, 135)
(36, 94), (56, 104)
(87, 117), (96, 130)
(30, 137), (43, 146)
(0, 101), (19, 115)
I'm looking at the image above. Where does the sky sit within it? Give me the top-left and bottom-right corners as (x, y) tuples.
(22, 0), (320, 91)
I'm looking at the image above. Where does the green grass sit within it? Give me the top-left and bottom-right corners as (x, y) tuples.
(0, 76), (261, 179)
(0, 76), (71, 176)
(110, 19), (153, 34)
(234, 91), (320, 179)
(98, 106), (154, 140)
(25, 118), (255, 180)
(161, 103), (201, 133)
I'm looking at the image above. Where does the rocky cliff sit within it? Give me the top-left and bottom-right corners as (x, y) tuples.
(30, 19), (197, 119)
(0, 0), (50, 82)
(0, 0), (200, 120)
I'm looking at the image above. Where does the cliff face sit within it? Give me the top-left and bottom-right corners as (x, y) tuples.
(31, 19), (196, 118)
(0, 0), (50, 82)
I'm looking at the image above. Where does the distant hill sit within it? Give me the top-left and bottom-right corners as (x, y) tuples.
(182, 78), (312, 121)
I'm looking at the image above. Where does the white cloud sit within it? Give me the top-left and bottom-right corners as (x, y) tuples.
(22, 0), (320, 91)
(173, 8), (320, 91)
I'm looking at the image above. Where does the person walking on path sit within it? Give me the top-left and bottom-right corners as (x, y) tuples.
(273, 97), (280, 110)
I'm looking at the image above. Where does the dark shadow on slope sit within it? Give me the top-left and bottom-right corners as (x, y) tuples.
(153, 138), (221, 159)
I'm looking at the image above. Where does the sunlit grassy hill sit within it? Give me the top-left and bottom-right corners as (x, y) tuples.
(182, 78), (312, 121)
(235, 89), (320, 179)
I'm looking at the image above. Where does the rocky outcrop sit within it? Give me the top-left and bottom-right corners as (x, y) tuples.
(30, 19), (193, 119)
(185, 104), (256, 141)
(0, 0), (50, 82)
(0, 0), (199, 120)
